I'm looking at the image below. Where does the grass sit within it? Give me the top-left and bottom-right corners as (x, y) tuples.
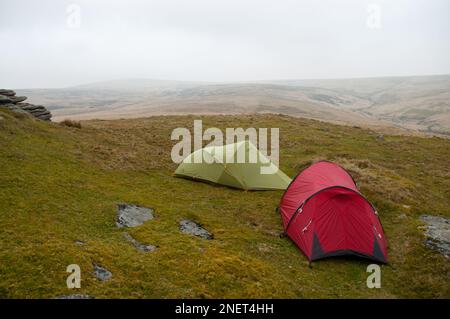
(59, 119), (82, 129)
(0, 109), (449, 298)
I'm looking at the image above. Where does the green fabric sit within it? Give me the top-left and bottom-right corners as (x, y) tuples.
(174, 140), (292, 190)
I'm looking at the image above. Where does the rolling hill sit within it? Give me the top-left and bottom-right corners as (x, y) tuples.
(17, 74), (450, 135)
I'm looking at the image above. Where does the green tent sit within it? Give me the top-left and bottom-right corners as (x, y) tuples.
(174, 140), (291, 190)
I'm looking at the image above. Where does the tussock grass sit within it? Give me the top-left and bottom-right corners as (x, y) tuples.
(0, 109), (448, 298)
(60, 119), (82, 129)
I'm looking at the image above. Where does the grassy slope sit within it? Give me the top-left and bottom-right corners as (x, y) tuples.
(0, 109), (449, 298)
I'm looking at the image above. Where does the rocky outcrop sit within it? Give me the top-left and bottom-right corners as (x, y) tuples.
(0, 89), (52, 121)
(0, 89), (16, 96)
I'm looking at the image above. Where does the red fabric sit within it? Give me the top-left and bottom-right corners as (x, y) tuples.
(279, 161), (388, 263)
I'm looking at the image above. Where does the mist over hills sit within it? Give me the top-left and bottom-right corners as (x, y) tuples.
(17, 74), (450, 134)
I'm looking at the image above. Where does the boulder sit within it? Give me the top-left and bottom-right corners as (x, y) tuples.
(36, 113), (52, 121)
(116, 204), (155, 228)
(9, 96), (27, 103)
(3, 103), (29, 114)
(0, 89), (16, 96)
(29, 108), (50, 117)
(420, 215), (450, 258)
(0, 95), (12, 104)
(179, 219), (213, 240)
(19, 104), (52, 121)
(16, 102), (42, 111)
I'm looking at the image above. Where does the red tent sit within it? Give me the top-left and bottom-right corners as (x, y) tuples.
(279, 161), (387, 263)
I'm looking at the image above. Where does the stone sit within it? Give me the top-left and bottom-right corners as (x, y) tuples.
(37, 114), (52, 121)
(116, 204), (154, 228)
(34, 110), (52, 121)
(74, 240), (85, 246)
(29, 109), (50, 117)
(9, 96), (27, 103)
(179, 219), (213, 240)
(4, 104), (28, 114)
(56, 294), (94, 299)
(420, 215), (450, 258)
(376, 135), (385, 141)
(93, 263), (112, 281)
(0, 89), (16, 96)
(27, 105), (46, 111)
(123, 232), (156, 252)
(0, 95), (12, 104)
(17, 103), (41, 111)
(0, 90), (52, 121)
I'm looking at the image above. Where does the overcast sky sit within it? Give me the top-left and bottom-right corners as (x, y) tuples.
(1, 0), (449, 88)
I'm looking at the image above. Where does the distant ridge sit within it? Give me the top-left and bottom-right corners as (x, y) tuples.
(18, 74), (450, 135)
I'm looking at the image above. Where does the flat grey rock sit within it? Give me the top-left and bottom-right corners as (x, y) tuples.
(9, 95), (27, 103)
(36, 113), (52, 121)
(29, 107), (48, 114)
(420, 215), (450, 258)
(179, 219), (213, 240)
(116, 204), (154, 228)
(123, 232), (156, 252)
(0, 95), (12, 104)
(0, 89), (15, 96)
(4, 104), (28, 114)
(17, 102), (41, 111)
(93, 263), (112, 281)
(56, 294), (94, 299)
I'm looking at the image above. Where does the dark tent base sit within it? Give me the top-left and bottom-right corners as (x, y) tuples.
(305, 233), (387, 264)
